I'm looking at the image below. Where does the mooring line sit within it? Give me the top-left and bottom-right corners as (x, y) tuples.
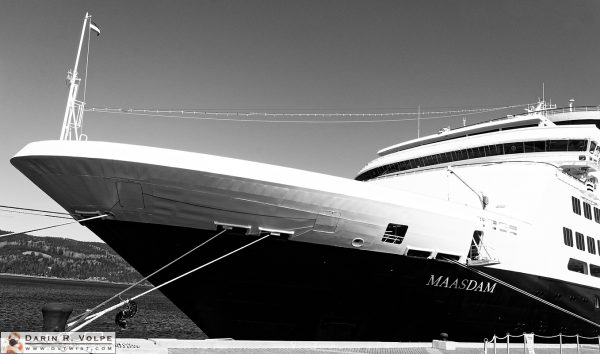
(66, 228), (227, 329)
(0, 204), (72, 215)
(68, 233), (271, 332)
(0, 214), (108, 239)
(445, 258), (600, 329)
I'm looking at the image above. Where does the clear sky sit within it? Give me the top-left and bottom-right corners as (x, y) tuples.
(2, 0), (600, 241)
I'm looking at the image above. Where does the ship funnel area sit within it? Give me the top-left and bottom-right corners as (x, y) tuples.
(60, 12), (99, 142)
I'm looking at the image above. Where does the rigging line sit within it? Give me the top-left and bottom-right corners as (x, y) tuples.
(0, 214), (108, 239)
(86, 105), (526, 124)
(69, 233), (271, 332)
(0, 208), (73, 220)
(444, 258), (600, 329)
(83, 17), (91, 103)
(67, 228), (228, 329)
(86, 103), (530, 118)
(0, 204), (72, 215)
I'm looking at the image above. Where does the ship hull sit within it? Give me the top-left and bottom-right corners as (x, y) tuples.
(11, 141), (600, 341)
(86, 218), (600, 341)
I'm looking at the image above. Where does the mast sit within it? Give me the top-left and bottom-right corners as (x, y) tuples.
(59, 13), (90, 141)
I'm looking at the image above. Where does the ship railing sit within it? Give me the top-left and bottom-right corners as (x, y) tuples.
(484, 332), (600, 354)
(499, 105), (600, 121)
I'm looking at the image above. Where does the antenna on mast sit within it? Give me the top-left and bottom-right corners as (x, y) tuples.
(59, 13), (98, 141)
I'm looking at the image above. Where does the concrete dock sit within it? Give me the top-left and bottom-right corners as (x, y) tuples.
(113, 338), (600, 354)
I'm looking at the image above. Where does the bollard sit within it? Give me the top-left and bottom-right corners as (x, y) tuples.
(440, 333), (449, 341)
(42, 303), (73, 331)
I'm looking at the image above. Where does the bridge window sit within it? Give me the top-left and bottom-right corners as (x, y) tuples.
(563, 227), (573, 247)
(568, 139), (588, 151)
(576, 232), (585, 251)
(548, 140), (569, 151)
(356, 138), (591, 181)
(524, 141), (546, 152)
(504, 142), (524, 154)
(568, 258), (588, 275)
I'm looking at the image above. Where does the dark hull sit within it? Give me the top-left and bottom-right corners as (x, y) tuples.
(86, 219), (600, 341)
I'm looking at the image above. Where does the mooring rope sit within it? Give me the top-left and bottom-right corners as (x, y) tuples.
(0, 204), (72, 216)
(0, 214), (108, 239)
(66, 228), (228, 329)
(68, 233), (271, 332)
(444, 258), (600, 329)
(0, 208), (73, 220)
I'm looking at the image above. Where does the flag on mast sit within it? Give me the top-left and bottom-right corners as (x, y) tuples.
(90, 21), (101, 36)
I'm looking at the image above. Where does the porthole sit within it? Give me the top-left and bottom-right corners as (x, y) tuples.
(352, 238), (364, 248)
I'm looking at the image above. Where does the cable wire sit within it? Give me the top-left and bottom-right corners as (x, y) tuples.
(444, 258), (600, 329)
(0, 214), (108, 239)
(0, 205), (72, 216)
(68, 233), (271, 332)
(67, 228), (227, 329)
(84, 103), (531, 124)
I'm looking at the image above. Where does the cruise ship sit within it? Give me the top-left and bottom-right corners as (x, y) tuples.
(11, 101), (600, 341)
(10, 15), (600, 342)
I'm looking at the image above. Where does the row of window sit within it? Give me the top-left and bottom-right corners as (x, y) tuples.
(568, 258), (600, 278)
(563, 227), (600, 255)
(357, 139), (590, 181)
(571, 196), (600, 223)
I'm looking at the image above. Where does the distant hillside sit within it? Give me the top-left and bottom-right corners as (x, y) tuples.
(0, 230), (144, 283)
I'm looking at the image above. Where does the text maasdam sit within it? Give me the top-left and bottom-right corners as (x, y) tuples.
(426, 274), (497, 293)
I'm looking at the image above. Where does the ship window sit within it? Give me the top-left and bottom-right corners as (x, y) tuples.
(568, 139), (588, 152)
(504, 142), (524, 154)
(459, 149), (469, 160)
(524, 141), (546, 152)
(572, 197), (582, 215)
(595, 207), (600, 223)
(588, 236), (597, 254)
(435, 253), (461, 261)
(381, 223), (408, 244)
(576, 232), (585, 251)
(591, 265), (600, 278)
(548, 140), (569, 152)
(423, 155), (434, 166)
(470, 147), (485, 159)
(436, 153), (448, 164)
(451, 151), (462, 161)
(595, 295), (600, 310)
(563, 227), (574, 247)
(568, 258), (588, 275)
(584, 203), (592, 220)
(356, 138), (592, 182)
(485, 144), (503, 156)
(590, 141), (597, 154)
(406, 249), (432, 258)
